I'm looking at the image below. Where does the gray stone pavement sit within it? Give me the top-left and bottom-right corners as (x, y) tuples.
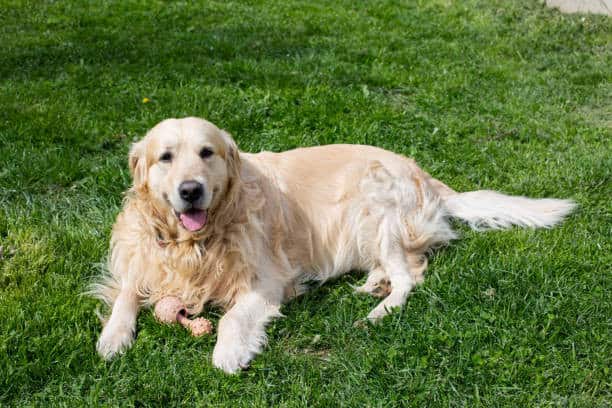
(546, 0), (612, 15)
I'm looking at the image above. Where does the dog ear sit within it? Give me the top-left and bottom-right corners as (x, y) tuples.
(220, 129), (241, 179)
(128, 140), (147, 187)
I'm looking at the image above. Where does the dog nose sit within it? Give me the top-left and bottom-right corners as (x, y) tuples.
(178, 180), (204, 203)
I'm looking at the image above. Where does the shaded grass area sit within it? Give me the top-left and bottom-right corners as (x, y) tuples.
(0, 0), (610, 405)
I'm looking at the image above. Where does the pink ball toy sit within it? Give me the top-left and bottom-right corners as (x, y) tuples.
(154, 296), (213, 336)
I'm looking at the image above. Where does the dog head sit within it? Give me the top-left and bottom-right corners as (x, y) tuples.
(129, 117), (240, 233)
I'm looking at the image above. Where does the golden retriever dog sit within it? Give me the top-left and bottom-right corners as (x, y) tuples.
(93, 117), (575, 373)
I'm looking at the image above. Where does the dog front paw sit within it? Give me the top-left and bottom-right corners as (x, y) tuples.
(96, 322), (134, 360)
(212, 338), (254, 374)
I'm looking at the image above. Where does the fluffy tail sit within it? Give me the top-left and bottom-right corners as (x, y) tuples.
(443, 190), (576, 230)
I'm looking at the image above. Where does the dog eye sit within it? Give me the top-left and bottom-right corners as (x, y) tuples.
(159, 152), (173, 162)
(200, 147), (214, 159)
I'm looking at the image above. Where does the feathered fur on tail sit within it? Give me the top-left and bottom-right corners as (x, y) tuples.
(443, 190), (576, 230)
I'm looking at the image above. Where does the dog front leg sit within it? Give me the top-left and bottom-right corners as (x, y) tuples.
(212, 283), (283, 374)
(97, 287), (140, 359)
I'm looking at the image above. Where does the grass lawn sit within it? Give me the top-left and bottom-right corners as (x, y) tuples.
(1, 0), (610, 405)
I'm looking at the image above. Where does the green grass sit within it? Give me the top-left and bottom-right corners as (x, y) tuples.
(1, 0), (610, 405)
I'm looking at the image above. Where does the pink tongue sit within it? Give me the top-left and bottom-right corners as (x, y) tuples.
(179, 210), (207, 232)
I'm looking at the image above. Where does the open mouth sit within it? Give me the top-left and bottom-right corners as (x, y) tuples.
(175, 208), (208, 232)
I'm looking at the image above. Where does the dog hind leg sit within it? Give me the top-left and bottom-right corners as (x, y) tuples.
(366, 216), (418, 322)
(354, 267), (391, 298)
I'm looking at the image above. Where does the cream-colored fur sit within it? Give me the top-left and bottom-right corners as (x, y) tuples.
(92, 117), (575, 373)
